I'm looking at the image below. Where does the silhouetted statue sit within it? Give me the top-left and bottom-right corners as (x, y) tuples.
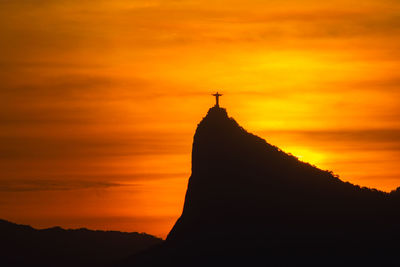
(212, 92), (222, 107)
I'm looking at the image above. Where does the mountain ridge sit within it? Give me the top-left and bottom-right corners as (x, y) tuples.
(194, 106), (396, 193)
(0, 218), (162, 267)
(168, 107), (392, 241)
(124, 106), (400, 266)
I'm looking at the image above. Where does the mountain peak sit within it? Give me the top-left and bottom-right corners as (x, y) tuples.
(203, 106), (229, 119)
(167, 107), (394, 244)
(196, 106), (232, 132)
(127, 107), (400, 266)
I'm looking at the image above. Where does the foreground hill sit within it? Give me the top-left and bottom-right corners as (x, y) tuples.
(122, 107), (400, 266)
(0, 219), (162, 267)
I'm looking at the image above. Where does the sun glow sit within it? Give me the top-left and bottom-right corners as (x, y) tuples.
(284, 146), (326, 167)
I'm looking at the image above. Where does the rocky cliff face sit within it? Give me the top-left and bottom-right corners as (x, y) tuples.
(167, 107), (397, 245)
(126, 107), (400, 266)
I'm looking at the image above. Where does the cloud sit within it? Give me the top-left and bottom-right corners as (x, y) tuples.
(337, 76), (400, 92)
(0, 131), (189, 160)
(2, 0), (400, 55)
(0, 179), (129, 192)
(264, 128), (400, 151)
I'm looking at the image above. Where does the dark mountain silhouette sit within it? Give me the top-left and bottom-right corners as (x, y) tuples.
(0, 219), (162, 267)
(120, 106), (400, 266)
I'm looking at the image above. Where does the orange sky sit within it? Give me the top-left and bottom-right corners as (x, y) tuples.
(1, 0), (400, 238)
